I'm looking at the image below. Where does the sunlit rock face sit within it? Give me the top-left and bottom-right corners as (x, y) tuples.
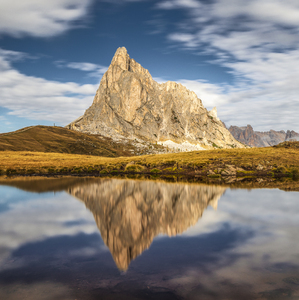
(68, 47), (244, 149)
(68, 179), (226, 271)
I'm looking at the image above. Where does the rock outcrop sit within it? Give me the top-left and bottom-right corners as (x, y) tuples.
(68, 179), (226, 270)
(68, 47), (244, 150)
(229, 125), (299, 147)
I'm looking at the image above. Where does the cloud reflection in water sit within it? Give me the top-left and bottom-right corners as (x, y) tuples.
(0, 178), (298, 299)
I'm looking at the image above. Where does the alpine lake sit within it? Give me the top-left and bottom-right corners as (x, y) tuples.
(0, 175), (298, 300)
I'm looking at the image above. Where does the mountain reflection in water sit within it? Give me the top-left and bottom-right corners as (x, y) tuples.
(68, 179), (226, 270)
(1, 177), (299, 299)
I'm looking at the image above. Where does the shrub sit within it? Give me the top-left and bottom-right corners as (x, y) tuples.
(292, 168), (299, 178)
(163, 167), (174, 172)
(150, 168), (161, 174)
(87, 166), (95, 173)
(125, 163), (145, 172)
(208, 174), (221, 178)
(6, 168), (17, 175)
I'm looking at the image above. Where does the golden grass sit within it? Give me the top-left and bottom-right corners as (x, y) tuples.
(1, 144), (299, 176)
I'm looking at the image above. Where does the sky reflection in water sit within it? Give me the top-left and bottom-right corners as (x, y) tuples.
(0, 178), (298, 300)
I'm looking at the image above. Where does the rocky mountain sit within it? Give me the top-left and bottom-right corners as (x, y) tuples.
(285, 130), (299, 142)
(68, 179), (226, 271)
(229, 125), (299, 147)
(67, 47), (244, 150)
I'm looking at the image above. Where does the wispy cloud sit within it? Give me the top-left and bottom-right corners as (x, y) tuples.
(146, 15), (167, 35)
(0, 0), (92, 37)
(156, 0), (299, 131)
(177, 188), (299, 298)
(55, 60), (108, 78)
(156, 0), (201, 9)
(0, 192), (100, 265)
(0, 49), (97, 125)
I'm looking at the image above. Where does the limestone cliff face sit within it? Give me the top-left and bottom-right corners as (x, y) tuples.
(68, 47), (243, 149)
(229, 125), (299, 147)
(68, 179), (226, 271)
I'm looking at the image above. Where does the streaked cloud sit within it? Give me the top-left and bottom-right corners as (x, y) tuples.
(55, 60), (108, 78)
(156, 0), (201, 9)
(0, 0), (93, 37)
(176, 188), (299, 298)
(156, 0), (299, 130)
(0, 49), (97, 125)
(0, 191), (101, 265)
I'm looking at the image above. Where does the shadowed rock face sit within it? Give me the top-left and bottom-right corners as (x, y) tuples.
(68, 47), (243, 150)
(229, 125), (299, 147)
(68, 179), (226, 271)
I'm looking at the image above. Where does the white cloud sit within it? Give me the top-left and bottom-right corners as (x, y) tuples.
(211, 0), (299, 26)
(0, 192), (100, 265)
(173, 76), (299, 131)
(157, 0), (299, 131)
(56, 60), (108, 78)
(0, 0), (93, 37)
(175, 188), (299, 298)
(156, 0), (201, 9)
(177, 79), (229, 107)
(168, 33), (199, 48)
(67, 62), (104, 72)
(0, 49), (98, 125)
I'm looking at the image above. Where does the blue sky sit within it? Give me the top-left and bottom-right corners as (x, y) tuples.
(0, 0), (299, 133)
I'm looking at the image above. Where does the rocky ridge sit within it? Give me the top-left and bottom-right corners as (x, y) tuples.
(68, 47), (244, 151)
(68, 179), (226, 270)
(229, 125), (299, 147)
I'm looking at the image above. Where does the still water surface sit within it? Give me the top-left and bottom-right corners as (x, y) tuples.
(0, 177), (298, 300)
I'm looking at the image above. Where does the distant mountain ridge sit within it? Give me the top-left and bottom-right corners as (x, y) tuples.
(68, 47), (244, 150)
(229, 125), (299, 147)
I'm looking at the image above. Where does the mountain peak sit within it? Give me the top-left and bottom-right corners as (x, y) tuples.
(115, 46), (128, 56)
(111, 46), (130, 71)
(68, 47), (244, 150)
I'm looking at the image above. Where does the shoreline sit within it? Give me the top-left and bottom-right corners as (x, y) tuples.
(1, 173), (299, 192)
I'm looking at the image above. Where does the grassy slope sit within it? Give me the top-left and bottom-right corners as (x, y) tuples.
(0, 125), (135, 157)
(0, 142), (299, 178)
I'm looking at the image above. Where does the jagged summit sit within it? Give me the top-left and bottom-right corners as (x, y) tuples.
(68, 47), (244, 150)
(229, 124), (299, 147)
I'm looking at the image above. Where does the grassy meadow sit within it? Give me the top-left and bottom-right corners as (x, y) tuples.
(1, 142), (299, 178)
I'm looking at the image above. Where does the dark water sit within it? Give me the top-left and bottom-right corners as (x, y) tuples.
(0, 177), (298, 300)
